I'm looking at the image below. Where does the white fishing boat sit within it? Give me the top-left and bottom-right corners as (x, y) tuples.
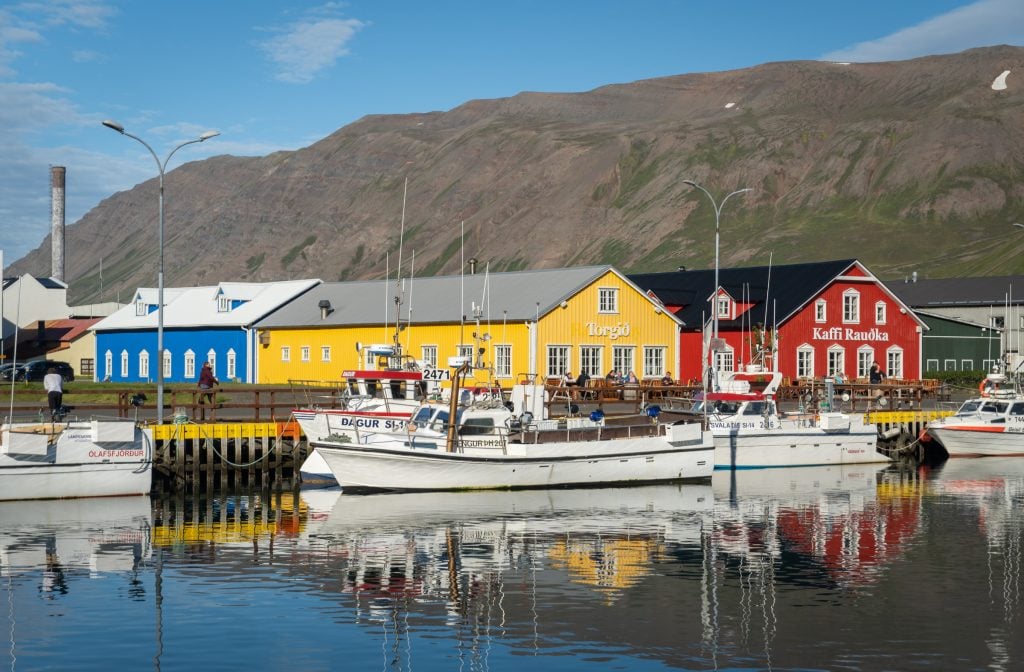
(311, 362), (715, 492)
(0, 417), (153, 501)
(925, 369), (1024, 457)
(697, 370), (888, 469)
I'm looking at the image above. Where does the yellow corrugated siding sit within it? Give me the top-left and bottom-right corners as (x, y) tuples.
(537, 270), (678, 377)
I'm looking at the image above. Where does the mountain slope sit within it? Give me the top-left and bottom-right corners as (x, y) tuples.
(12, 46), (1024, 303)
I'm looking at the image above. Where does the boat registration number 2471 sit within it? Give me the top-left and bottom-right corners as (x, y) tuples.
(422, 368), (451, 381)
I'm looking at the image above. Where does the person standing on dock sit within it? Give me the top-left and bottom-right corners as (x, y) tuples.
(197, 362), (219, 405)
(43, 367), (63, 421)
(869, 362), (886, 385)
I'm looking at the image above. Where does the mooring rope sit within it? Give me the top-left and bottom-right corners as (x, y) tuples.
(164, 418), (293, 469)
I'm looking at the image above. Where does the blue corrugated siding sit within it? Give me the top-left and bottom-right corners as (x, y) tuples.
(94, 328), (250, 383)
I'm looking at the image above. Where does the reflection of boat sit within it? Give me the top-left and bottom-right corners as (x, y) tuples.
(0, 418), (153, 501)
(925, 374), (1024, 457)
(697, 371), (887, 468)
(313, 364), (715, 492)
(0, 495), (152, 576)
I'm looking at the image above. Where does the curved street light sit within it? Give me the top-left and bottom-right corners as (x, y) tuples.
(102, 120), (220, 423)
(683, 180), (751, 391)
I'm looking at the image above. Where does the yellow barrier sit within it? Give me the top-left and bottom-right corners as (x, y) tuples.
(864, 410), (954, 424)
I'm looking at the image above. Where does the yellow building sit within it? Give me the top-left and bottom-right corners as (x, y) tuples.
(253, 266), (684, 387)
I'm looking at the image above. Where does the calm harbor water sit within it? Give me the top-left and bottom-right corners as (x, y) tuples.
(2, 459), (1022, 672)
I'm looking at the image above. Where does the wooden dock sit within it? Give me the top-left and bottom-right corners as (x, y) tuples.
(150, 420), (308, 491)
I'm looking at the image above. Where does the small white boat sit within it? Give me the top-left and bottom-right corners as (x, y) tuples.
(925, 370), (1024, 457)
(311, 364), (715, 492)
(696, 370), (888, 469)
(0, 418), (153, 501)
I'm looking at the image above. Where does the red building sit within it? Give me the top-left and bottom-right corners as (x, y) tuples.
(630, 259), (925, 383)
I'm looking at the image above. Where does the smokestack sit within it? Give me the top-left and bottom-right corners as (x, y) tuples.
(50, 166), (66, 282)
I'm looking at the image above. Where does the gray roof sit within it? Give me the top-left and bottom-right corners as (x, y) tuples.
(255, 266), (641, 328)
(890, 275), (1024, 308)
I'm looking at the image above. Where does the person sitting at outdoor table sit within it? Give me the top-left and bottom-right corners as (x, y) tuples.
(869, 361), (886, 385)
(625, 370), (639, 384)
(574, 371), (590, 387)
(606, 369), (621, 383)
(562, 371), (577, 386)
(660, 371), (674, 385)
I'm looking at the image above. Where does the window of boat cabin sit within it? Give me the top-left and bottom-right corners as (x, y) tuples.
(598, 287), (619, 313)
(815, 300), (826, 323)
(494, 344), (512, 378)
(742, 401), (773, 416)
(643, 346), (666, 378)
(430, 410), (450, 432)
(797, 345), (814, 379)
(842, 290), (860, 323)
(547, 345), (570, 377)
(458, 413), (497, 435)
(412, 406), (434, 427)
(1010, 403), (1024, 416)
(886, 346), (904, 379)
(421, 345), (438, 369)
(875, 301), (887, 324)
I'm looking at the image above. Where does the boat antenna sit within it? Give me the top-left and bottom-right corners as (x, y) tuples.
(7, 280), (22, 420)
(460, 220), (465, 356)
(404, 250), (416, 365)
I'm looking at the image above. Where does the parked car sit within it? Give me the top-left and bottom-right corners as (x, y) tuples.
(10, 360), (76, 382)
(0, 362), (16, 380)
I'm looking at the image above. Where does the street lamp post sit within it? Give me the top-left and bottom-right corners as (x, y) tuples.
(683, 180), (751, 391)
(102, 120), (220, 423)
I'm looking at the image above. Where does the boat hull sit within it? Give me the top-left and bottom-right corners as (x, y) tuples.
(712, 426), (888, 469)
(313, 434), (714, 492)
(927, 425), (1024, 457)
(0, 421), (153, 501)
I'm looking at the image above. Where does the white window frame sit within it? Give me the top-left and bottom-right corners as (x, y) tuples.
(598, 287), (619, 314)
(104, 350), (113, 380)
(827, 345), (845, 377)
(925, 359), (939, 372)
(714, 346), (734, 375)
(135, 301), (147, 316)
(961, 359), (974, 371)
(643, 346), (666, 378)
(887, 346), (904, 379)
(207, 349), (217, 377)
(120, 350), (129, 378)
(579, 345), (603, 378)
(301, 346), (311, 362)
(875, 301), (887, 325)
(281, 346), (290, 363)
(815, 299), (826, 323)
(494, 344), (512, 379)
(184, 350), (196, 379)
(717, 295), (730, 319)
(857, 346), (874, 380)
(842, 289), (860, 324)
(796, 345), (814, 379)
(163, 350), (172, 378)
(217, 296), (231, 312)
(612, 346), (635, 378)
(321, 346), (331, 362)
(546, 345), (570, 378)
(226, 349), (237, 379)
(139, 350), (150, 379)
(944, 359), (957, 371)
(421, 345), (438, 369)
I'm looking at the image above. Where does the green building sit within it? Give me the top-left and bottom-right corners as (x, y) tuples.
(915, 310), (1001, 373)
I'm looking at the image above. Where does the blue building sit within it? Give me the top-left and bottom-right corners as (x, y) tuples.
(91, 280), (320, 383)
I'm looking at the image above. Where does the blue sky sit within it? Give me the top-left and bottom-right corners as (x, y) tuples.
(2, 0), (1022, 267)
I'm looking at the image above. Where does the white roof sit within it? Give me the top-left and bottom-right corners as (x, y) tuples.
(92, 279), (321, 331)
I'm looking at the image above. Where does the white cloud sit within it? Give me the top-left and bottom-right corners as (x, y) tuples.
(821, 0), (1024, 63)
(259, 8), (365, 84)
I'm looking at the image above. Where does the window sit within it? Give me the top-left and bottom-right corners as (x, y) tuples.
(875, 301), (887, 324)
(1020, 315), (1024, 329)
(842, 289), (860, 323)
(163, 350), (172, 378)
(944, 359), (957, 371)
(612, 346), (635, 377)
(363, 348), (375, 368)
(301, 346), (311, 362)
(546, 345), (570, 377)
(797, 345), (814, 379)
(135, 301), (148, 316)
(827, 345), (845, 377)
(815, 299), (826, 323)
(643, 346), (666, 378)
(226, 349), (237, 379)
(714, 346), (734, 375)
(457, 344), (473, 364)
(421, 345), (438, 369)
(217, 296), (231, 312)
(321, 346), (331, 362)
(887, 347), (904, 379)
(857, 347), (874, 379)
(104, 350), (112, 380)
(494, 344), (511, 378)
(139, 351), (150, 379)
(598, 287), (618, 313)
(580, 346), (602, 377)
(717, 295), (730, 318)
(991, 316), (1004, 329)
(80, 358), (95, 377)
(926, 359), (939, 372)
(281, 346), (290, 362)
(207, 350), (217, 376)
(184, 350), (196, 379)
(961, 359), (974, 371)
(120, 350), (129, 378)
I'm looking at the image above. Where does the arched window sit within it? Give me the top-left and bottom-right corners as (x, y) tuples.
(886, 346), (904, 380)
(120, 350), (129, 378)
(796, 344), (814, 379)
(226, 349), (237, 380)
(104, 350), (113, 381)
(139, 351), (150, 380)
(207, 349), (217, 376)
(827, 344), (845, 378)
(842, 289), (860, 323)
(184, 350), (196, 379)
(163, 350), (172, 379)
(857, 346), (874, 379)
